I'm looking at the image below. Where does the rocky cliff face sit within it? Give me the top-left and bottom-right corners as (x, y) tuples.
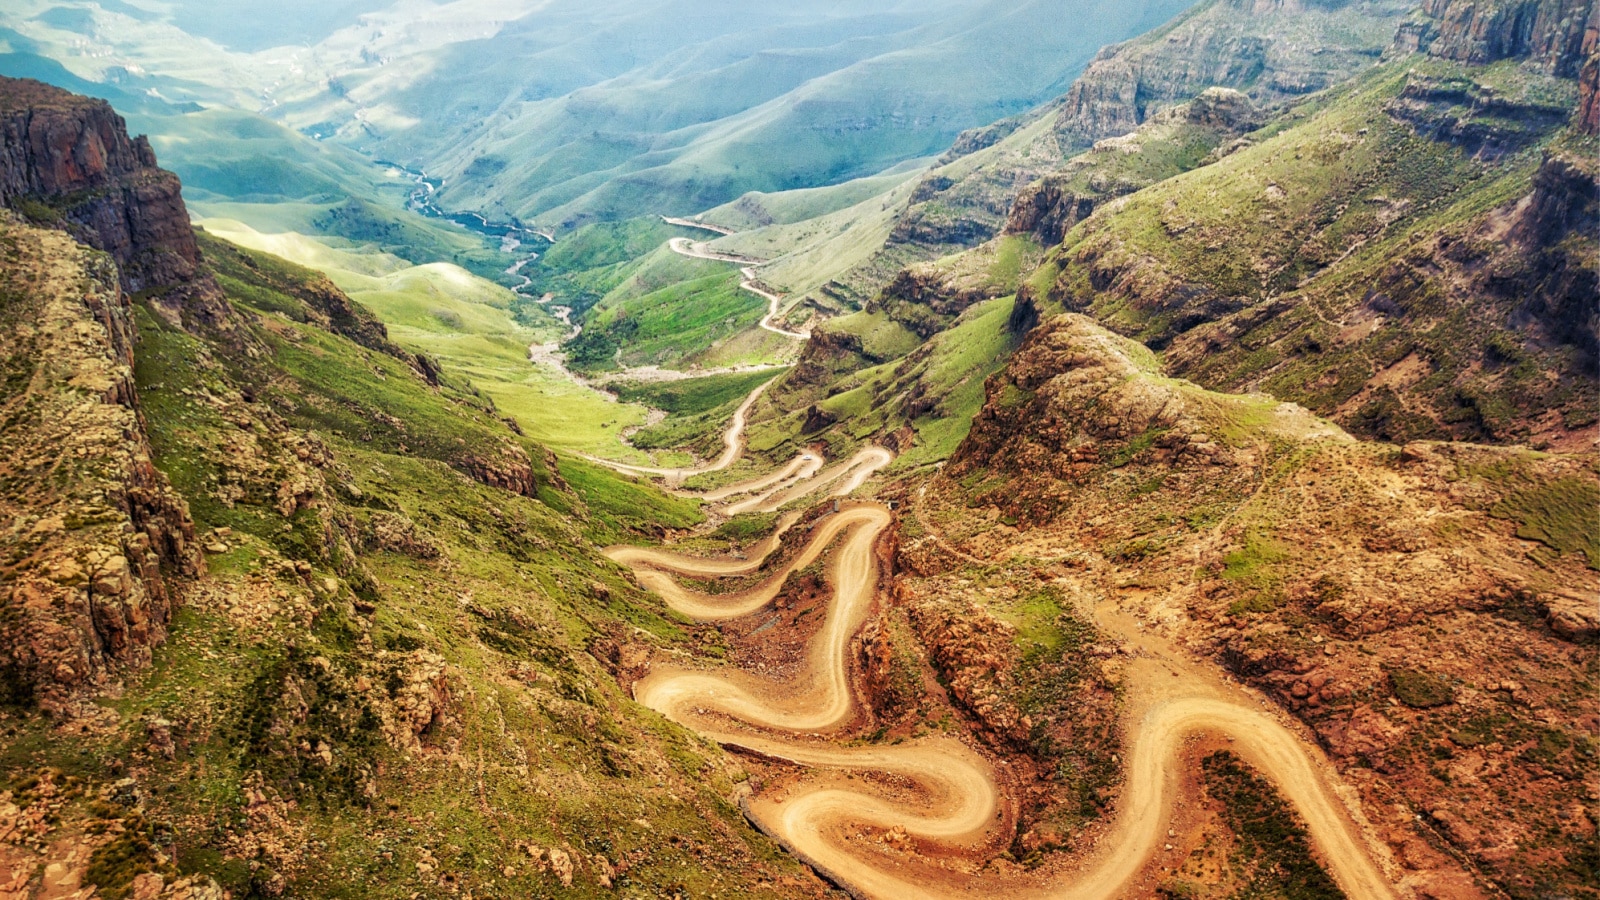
(1581, 50), (1600, 132)
(868, 268), (996, 339)
(1052, 0), (1414, 150)
(0, 77), (230, 330)
(0, 217), (202, 714)
(802, 0), (1416, 319)
(1393, 0), (1597, 76)
(1384, 72), (1573, 159)
(0, 78), (252, 713)
(1503, 149), (1600, 360)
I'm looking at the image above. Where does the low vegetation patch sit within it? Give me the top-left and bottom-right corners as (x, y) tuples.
(1201, 751), (1344, 900)
(1490, 475), (1600, 570)
(1389, 668), (1454, 709)
(612, 369), (781, 416)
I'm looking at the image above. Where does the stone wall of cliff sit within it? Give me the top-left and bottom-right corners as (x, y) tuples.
(1576, 18), (1600, 132)
(0, 217), (202, 714)
(1007, 88), (1261, 246)
(0, 77), (237, 714)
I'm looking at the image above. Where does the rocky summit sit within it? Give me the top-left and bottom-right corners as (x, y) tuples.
(0, 3), (1594, 900)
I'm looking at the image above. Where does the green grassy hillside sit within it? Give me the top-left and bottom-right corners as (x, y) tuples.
(682, 0), (1416, 323)
(558, 243), (793, 374)
(196, 221), (683, 466)
(126, 107), (524, 284)
(1, 0), (1198, 228)
(407, 0), (1195, 226)
(2, 211), (844, 897)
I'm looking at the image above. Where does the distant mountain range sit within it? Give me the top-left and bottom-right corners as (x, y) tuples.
(0, 0), (1194, 226)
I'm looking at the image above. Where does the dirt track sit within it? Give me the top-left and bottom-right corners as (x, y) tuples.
(581, 376), (774, 483)
(627, 505), (889, 731)
(722, 447), (893, 514)
(612, 485), (1403, 900)
(584, 369), (891, 513)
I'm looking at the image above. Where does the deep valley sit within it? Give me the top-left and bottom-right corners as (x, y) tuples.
(0, 1), (1595, 899)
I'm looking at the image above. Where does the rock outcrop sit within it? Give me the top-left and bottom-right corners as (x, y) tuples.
(1503, 149), (1600, 363)
(1006, 88), (1260, 245)
(0, 76), (231, 330)
(868, 268), (995, 339)
(1393, 0), (1597, 76)
(1385, 71), (1574, 159)
(950, 313), (1344, 502)
(0, 217), (202, 714)
(920, 306), (1597, 898)
(1580, 47), (1600, 132)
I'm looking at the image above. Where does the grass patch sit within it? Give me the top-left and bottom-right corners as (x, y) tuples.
(612, 369), (781, 416)
(713, 513), (780, 544)
(1490, 476), (1600, 570)
(558, 457), (703, 544)
(1222, 531), (1290, 615)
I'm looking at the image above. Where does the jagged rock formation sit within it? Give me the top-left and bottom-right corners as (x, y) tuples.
(868, 268), (997, 339)
(0, 216), (201, 714)
(1580, 46), (1600, 131)
(950, 314), (1346, 501)
(0, 77), (232, 331)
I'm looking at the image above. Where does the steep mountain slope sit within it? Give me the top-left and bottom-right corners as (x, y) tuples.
(1038, 59), (1595, 448)
(611, 0), (1429, 371)
(357, 0), (1198, 227)
(0, 45), (532, 287)
(0, 78), (826, 900)
(727, 84), (1296, 472)
(1, 1), (1596, 896)
(903, 311), (1597, 899)
(657, 4), (1600, 895)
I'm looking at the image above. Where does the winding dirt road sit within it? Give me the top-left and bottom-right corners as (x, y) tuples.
(722, 447), (893, 515)
(666, 235), (810, 339)
(591, 222), (1401, 896)
(579, 375), (776, 484)
(611, 490), (1402, 900)
(629, 506), (888, 734)
(738, 693), (1397, 900)
(661, 215), (738, 236)
(582, 366), (891, 513)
